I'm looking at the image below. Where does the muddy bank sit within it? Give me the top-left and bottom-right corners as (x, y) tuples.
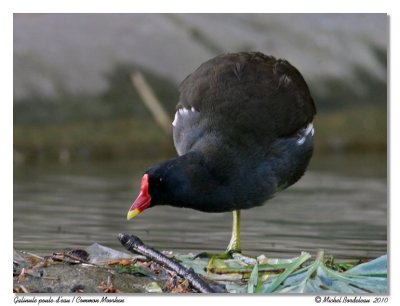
(13, 237), (388, 294)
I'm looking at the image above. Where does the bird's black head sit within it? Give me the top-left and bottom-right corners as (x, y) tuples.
(126, 153), (205, 220)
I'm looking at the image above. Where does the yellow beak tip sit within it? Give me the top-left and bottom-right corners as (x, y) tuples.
(127, 209), (141, 220)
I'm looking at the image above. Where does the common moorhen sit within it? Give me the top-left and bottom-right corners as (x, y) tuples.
(127, 52), (316, 254)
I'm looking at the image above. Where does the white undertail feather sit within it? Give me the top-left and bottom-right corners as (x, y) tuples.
(172, 107), (197, 127)
(172, 112), (178, 127)
(297, 123), (314, 145)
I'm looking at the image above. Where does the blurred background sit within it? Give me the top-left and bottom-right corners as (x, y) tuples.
(13, 13), (387, 259)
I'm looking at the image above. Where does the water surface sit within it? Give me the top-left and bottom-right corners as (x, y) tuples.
(13, 154), (387, 259)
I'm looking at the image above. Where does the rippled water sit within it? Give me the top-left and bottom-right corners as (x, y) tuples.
(13, 154), (387, 259)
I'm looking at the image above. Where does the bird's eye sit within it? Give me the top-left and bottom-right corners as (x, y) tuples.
(154, 177), (163, 188)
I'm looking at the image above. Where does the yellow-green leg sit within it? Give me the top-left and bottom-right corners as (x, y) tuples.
(226, 210), (241, 253)
(193, 210), (241, 260)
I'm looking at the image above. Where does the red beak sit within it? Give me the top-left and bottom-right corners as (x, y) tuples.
(127, 174), (151, 220)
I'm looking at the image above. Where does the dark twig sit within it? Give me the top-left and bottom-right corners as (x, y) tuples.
(118, 233), (226, 293)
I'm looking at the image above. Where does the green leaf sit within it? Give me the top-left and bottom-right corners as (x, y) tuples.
(262, 252), (387, 294)
(247, 263), (259, 293)
(320, 264), (387, 293)
(114, 264), (150, 276)
(265, 252), (311, 293)
(175, 251), (387, 294)
(345, 255), (387, 276)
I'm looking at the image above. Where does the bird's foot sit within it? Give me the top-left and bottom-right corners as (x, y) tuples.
(193, 249), (245, 273)
(193, 250), (259, 273)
